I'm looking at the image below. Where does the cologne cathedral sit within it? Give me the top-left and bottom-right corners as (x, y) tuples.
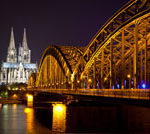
(0, 28), (37, 85)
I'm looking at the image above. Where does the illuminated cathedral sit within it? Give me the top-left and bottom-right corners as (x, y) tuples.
(0, 28), (37, 84)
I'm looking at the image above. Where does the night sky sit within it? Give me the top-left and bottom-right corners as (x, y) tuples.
(0, 0), (128, 64)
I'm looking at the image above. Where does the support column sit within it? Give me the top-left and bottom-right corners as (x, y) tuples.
(87, 72), (90, 89)
(133, 22), (138, 89)
(144, 39), (148, 84)
(140, 50), (143, 84)
(50, 56), (52, 87)
(47, 57), (50, 86)
(101, 49), (104, 89)
(110, 39), (113, 89)
(121, 29), (125, 89)
(93, 58), (96, 89)
(129, 59), (132, 89)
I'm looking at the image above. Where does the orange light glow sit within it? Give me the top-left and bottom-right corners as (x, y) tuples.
(27, 94), (33, 107)
(13, 104), (17, 110)
(28, 95), (33, 101)
(12, 94), (17, 98)
(88, 78), (92, 83)
(104, 77), (107, 81)
(127, 74), (131, 78)
(24, 108), (32, 113)
(26, 94), (29, 97)
(54, 104), (64, 113)
(52, 104), (66, 132)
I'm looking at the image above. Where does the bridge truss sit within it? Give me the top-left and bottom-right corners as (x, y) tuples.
(28, 0), (150, 90)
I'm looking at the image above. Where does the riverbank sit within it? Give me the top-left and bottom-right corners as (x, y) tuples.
(0, 98), (22, 104)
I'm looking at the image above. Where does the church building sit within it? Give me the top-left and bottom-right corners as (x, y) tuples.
(0, 28), (37, 85)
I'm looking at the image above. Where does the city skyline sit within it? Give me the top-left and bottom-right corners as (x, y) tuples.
(0, 0), (127, 64)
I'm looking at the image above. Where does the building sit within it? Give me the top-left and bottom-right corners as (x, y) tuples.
(0, 28), (37, 85)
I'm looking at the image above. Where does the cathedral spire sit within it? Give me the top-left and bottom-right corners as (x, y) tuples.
(22, 28), (28, 50)
(7, 27), (17, 63)
(9, 27), (16, 49)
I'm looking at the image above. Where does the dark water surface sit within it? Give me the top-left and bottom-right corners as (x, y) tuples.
(0, 102), (150, 134)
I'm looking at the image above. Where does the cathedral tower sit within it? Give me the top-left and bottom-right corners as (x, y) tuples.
(7, 27), (17, 63)
(22, 28), (31, 63)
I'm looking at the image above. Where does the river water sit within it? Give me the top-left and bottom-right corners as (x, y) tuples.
(0, 101), (150, 134)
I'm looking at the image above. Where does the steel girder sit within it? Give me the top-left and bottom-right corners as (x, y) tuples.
(34, 46), (84, 89)
(75, 0), (150, 89)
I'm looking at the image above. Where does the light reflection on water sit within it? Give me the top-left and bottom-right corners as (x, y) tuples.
(52, 104), (66, 132)
(0, 104), (50, 134)
(24, 107), (34, 133)
(0, 102), (150, 133)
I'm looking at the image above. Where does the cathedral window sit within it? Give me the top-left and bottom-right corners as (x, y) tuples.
(24, 55), (27, 60)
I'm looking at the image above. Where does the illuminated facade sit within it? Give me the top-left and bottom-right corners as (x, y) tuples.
(0, 28), (37, 84)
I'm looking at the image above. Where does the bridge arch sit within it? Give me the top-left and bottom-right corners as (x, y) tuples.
(28, 0), (150, 90)
(36, 46), (84, 89)
(74, 0), (150, 89)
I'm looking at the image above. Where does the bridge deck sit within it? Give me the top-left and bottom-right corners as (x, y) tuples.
(30, 88), (150, 100)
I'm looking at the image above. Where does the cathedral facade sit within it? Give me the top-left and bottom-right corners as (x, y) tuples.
(0, 28), (37, 85)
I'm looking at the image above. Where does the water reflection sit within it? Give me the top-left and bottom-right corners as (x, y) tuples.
(24, 107), (34, 132)
(52, 104), (66, 133)
(0, 104), (50, 134)
(0, 102), (150, 133)
(13, 104), (17, 110)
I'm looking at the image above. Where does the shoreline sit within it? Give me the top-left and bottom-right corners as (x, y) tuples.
(0, 98), (23, 104)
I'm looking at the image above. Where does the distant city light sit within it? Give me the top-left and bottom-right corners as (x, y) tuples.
(12, 94), (17, 98)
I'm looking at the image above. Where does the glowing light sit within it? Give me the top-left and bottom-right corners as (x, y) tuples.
(24, 107), (34, 131)
(117, 84), (120, 89)
(12, 94), (17, 98)
(77, 80), (80, 83)
(88, 78), (92, 83)
(27, 95), (33, 102)
(127, 74), (131, 78)
(71, 73), (74, 82)
(24, 108), (32, 113)
(54, 104), (64, 113)
(52, 104), (66, 132)
(27, 94), (33, 107)
(104, 77), (107, 81)
(13, 104), (17, 110)
(142, 83), (146, 89)
(26, 94), (29, 97)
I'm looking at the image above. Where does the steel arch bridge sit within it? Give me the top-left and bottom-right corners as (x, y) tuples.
(28, 0), (150, 99)
(28, 45), (86, 89)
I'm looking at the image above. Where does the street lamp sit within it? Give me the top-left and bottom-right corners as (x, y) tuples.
(77, 80), (80, 83)
(127, 74), (131, 78)
(88, 78), (92, 83)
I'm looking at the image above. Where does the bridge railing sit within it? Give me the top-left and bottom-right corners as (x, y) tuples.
(30, 88), (150, 100)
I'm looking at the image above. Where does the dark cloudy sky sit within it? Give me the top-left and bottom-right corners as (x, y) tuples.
(0, 0), (128, 64)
